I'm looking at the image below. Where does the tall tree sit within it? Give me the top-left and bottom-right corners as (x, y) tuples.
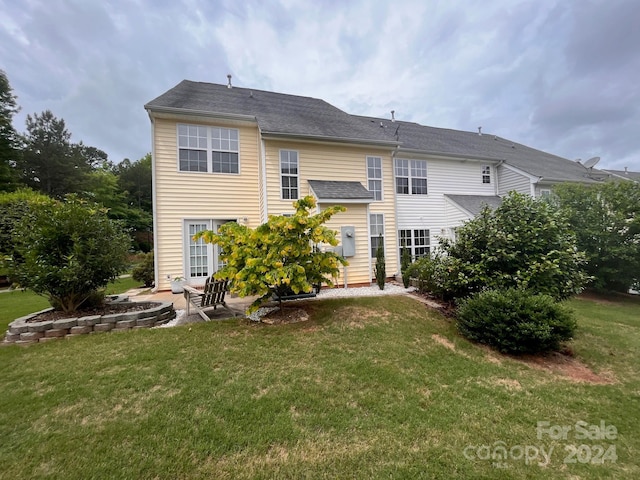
(114, 153), (152, 212)
(0, 70), (20, 191)
(17, 110), (103, 198)
(554, 181), (640, 292)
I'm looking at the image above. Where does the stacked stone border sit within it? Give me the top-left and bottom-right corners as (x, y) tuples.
(3, 300), (176, 345)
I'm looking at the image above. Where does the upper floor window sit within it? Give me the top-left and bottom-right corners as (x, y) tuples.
(482, 165), (491, 184)
(178, 124), (239, 173)
(280, 150), (299, 200)
(367, 156), (383, 201)
(395, 159), (427, 195)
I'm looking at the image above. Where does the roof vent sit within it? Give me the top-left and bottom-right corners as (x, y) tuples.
(391, 110), (395, 122)
(380, 122), (384, 128)
(625, 166), (629, 174)
(478, 126), (482, 136)
(227, 74), (232, 89)
(249, 90), (253, 98)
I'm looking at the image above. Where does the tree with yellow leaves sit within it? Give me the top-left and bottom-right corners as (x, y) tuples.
(195, 196), (347, 313)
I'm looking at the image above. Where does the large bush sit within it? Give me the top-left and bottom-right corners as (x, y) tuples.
(456, 288), (577, 354)
(414, 192), (588, 301)
(7, 196), (130, 313)
(554, 181), (640, 293)
(132, 251), (154, 287)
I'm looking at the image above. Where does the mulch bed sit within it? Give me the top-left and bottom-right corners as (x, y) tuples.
(26, 303), (152, 323)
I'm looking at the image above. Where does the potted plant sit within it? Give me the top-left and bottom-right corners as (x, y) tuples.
(170, 276), (186, 294)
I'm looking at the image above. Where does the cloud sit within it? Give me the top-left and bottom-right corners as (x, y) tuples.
(0, 0), (638, 170)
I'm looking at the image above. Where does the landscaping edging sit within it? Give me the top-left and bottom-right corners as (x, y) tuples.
(3, 299), (176, 345)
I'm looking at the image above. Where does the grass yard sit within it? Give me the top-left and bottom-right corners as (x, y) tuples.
(0, 294), (639, 479)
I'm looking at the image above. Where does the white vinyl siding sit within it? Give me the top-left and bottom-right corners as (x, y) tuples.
(396, 156), (495, 256)
(280, 150), (299, 200)
(367, 156), (383, 201)
(497, 165), (531, 195)
(370, 213), (385, 258)
(395, 159), (427, 195)
(178, 124), (239, 173)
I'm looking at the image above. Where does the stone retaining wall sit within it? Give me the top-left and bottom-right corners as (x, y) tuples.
(3, 301), (176, 345)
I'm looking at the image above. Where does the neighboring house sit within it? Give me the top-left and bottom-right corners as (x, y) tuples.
(145, 80), (605, 291)
(602, 168), (640, 182)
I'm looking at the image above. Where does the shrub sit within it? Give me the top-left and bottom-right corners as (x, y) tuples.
(456, 288), (577, 354)
(7, 196), (130, 313)
(400, 246), (411, 288)
(132, 251), (154, 287)
(424, 192), (588, 301)
(374, 234), (385, 290)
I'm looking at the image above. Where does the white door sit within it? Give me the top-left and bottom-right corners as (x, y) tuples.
(184, 220), (232, 285)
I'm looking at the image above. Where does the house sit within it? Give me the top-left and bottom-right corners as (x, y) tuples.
(145, 80), (605, 291)
(602, 168), (640, 182)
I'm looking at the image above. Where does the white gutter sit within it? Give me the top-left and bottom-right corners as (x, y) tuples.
(260, 134), (268, 223)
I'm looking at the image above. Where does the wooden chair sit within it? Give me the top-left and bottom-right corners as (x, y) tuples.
(183, 276), (239, 321)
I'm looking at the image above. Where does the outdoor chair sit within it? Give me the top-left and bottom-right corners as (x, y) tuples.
(183, 276), (239, 321)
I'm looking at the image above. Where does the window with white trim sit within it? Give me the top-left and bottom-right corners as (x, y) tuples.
(280, 150), (299, 200)
(482, 165), (491, 184)
(178, 124), (239, 173)
(540, 189), (551, 198)
(399, 229), (430, 260)
(395, 159), (427, 194)
(367, 156), (383, 201)
(370, 213), (385, 258)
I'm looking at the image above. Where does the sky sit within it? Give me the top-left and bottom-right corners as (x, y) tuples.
(1, 0), (639, 172)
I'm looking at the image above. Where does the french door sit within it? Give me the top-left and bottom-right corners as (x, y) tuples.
(184, 220), (231, 285)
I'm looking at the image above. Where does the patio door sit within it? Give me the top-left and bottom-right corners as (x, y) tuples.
(184, 220), (232, 285)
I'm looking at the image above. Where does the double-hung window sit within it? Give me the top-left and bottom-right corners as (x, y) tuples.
(370, 214), (385, 258)
(178, 124), (239, 173)
(395, 159), (427, 194)
(399, 229), (430, 259)
(482, 165), (491, 184)
(367, 156), (383, 201)
(280, 150), (299, 200)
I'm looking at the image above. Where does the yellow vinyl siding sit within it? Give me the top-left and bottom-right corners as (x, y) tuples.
(153, 117), (261, 290)
(264, 140), (398, 284)
(322, 203), (371, 286)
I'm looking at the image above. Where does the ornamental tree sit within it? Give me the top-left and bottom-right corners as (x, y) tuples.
(195, 196), (347, 312)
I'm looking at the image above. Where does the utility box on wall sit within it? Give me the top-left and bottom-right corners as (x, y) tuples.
(341, 226), (356, 257)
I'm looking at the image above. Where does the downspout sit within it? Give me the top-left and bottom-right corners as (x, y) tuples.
(260, 137), (268, 223)
(495, 160), (504, 196)
(149, 115), (159, 292)
(391, 145), (400, 274)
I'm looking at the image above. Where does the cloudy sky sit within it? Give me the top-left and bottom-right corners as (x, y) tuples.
(1, 0), (638, 171)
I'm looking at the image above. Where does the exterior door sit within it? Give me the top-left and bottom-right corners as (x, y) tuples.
(184, 220), (232, 285)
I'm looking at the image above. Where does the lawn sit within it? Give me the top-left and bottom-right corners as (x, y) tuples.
(0, 293), (638, 479)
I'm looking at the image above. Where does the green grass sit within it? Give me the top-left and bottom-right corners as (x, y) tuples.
(0, 294), (638, 479)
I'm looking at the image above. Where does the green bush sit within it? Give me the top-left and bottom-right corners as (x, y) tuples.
(419, 192), (588, 301)
(456, 288), (577, 354)
(7, 196), (130, 313)
(400, 247), (411, 288)
(132, 251), (155, 287)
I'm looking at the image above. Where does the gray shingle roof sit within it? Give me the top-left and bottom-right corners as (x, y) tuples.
(444, 195), (503, 217)
(308, 180), (374, 202)
(354, 116), (603, 184)
(146, 80), (606, 184)
(603, 169), (640, 181)
(145, 80), (395, 145)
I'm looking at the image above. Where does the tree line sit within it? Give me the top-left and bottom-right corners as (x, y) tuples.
(0, 70), (152, 251)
